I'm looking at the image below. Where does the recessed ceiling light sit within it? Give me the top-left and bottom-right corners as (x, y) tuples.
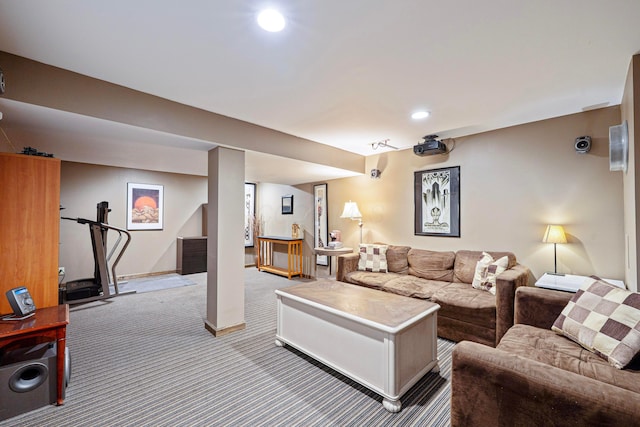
(411, 111), (430, 120)
(257, 9), (285, 32)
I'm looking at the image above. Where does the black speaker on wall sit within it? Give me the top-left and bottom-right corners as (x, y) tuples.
(575, 135), (591, 153)
(0, 341), (58, 421)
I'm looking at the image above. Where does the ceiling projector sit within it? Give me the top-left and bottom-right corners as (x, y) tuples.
(413, 135), (447, 156)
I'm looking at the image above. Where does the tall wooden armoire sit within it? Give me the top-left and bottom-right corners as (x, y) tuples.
(0, 152), (61, 315)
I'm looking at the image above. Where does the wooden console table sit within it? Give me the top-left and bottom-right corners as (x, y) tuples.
(0, 304), (69, 405)
(257, 236), (303, 279)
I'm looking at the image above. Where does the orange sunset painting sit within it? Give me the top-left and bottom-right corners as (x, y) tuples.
(130, 186), (161, 225)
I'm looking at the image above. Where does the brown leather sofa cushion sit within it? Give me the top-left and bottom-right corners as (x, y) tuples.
(382, 275), (451, 299)
(386, 245), (411, 274)
(343, 271), (402, 290)
(498, 324), (640, 394)
(454, 250), (516, 284)
(431, 282), (497, 329)
(408, 249), (455, 281)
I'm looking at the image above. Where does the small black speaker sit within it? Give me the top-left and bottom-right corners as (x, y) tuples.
(575, 136), (591, 154)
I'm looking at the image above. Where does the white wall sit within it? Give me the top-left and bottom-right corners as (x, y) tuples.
(252, 182), (318, 277)
(327, 107), (626, 283)
(59, 162), (207, 280)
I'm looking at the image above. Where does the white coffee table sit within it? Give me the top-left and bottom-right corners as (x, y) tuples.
(275, 280), (440, 412)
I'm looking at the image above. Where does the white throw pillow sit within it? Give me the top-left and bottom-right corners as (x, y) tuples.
(471, 252), (508, 295)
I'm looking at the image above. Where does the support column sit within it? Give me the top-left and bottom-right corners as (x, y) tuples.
(204, 147), (246, 336)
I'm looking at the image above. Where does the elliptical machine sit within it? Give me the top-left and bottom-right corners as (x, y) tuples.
(59, 201), (133, 304)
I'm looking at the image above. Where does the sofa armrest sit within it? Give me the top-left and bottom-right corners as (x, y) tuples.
(514, 286), (573, 329)
(336, 253), (359, 282)
(494, 263), (530, 344)
(451, 341), (640, 427)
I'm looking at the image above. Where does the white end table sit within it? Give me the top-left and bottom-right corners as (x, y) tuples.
(314, 247), (353, 278)
(535, 273), (625, 293)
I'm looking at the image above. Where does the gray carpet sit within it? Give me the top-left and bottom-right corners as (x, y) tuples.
(1, 269), (453, 426)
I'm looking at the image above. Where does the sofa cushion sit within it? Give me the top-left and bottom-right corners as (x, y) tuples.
(408, 249), (455, 282)
(382, 275), (452, 299)
(386, 245), (411, 274)
(431, 282), (496, 329)
(471, 252), (509, 295)
(499, 324), (640, 393)
(552, 278), (640, 369)
(454, 250), (516, 284)
(357, 244), (388, 273)
(344, 271), (403, 290)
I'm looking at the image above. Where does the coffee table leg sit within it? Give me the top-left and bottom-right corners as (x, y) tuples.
(275, 338), (285, 347)
(383, 398), (401, 413)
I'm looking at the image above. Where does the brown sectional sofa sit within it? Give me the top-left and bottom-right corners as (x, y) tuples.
(336, 246), (531, 347)
(450, 286), (640, 426)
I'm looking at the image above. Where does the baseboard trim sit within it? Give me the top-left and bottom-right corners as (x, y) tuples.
(117, 270), (178, 281)
(204, 320), (246, 337)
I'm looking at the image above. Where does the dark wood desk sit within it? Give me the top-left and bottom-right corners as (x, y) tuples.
(0, 305), (70, 405)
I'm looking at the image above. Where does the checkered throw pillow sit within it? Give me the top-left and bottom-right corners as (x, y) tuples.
(552, 277), (640, 369)
(357, 244), (388, 273)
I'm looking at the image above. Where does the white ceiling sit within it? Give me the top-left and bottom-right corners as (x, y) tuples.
(0, 1), (639, 182)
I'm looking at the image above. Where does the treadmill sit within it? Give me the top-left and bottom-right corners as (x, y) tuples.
(59, 201), (133, 304)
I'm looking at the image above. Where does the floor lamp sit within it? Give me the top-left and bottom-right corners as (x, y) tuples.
(542, 224), (567, 275)
(340, 201), (363, 244)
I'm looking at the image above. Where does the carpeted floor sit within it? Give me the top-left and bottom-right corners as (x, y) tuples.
(1, 269), (453, 427)
(112, 273), (198, 294)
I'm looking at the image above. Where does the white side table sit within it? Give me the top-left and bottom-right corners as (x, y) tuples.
(314, 247), (353, 278)
(535, 273), (625, 293)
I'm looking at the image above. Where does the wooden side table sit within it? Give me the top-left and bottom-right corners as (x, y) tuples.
(0, 304), (69, 405)
(314, 247), (353, 278)
(257, 236), (303, 279)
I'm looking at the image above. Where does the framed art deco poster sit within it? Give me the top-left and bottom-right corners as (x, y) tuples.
(414, 166), (460, 237)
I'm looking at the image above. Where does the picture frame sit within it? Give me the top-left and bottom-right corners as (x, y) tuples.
(127, 182), (164, 230)
(282, 195), (293, 215)
(414, 166), (460, 237)
(313, 184), (329, 266)
(244, 182), (256, 247)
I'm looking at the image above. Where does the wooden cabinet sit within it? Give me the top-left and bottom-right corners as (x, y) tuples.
(177, 236), (207, 275)
(0, 153), (61, 314)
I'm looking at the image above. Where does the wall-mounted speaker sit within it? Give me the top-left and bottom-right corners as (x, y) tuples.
(0, 342), (57, 421)
(575, 136), (591, 154)
(609, 121), (629, 172)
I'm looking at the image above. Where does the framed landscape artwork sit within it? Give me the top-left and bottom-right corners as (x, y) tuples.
(127, 182), (164, 230)
(414, 166), (460, 237)
(244, 182), (256, 247)
(314, 184), (328, 266)
(281, 195), (293, 215)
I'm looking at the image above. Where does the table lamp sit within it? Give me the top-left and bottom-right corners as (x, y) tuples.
(340, 201), (363, 243)
(542, 225), (567, 275)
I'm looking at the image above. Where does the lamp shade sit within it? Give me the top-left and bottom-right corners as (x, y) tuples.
(340, 201), (362, 220)
(542, 225), (567, 244)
